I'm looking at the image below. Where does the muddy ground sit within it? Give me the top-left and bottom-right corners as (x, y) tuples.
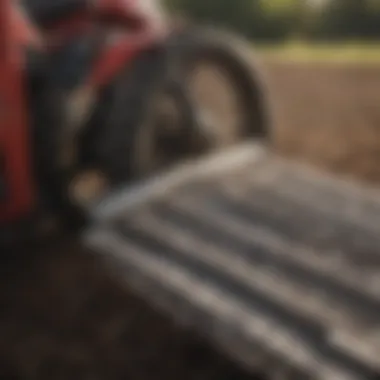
(1, 61), (379, 380)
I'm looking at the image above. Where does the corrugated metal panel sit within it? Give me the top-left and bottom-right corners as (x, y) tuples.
(86, 144), (380, 380)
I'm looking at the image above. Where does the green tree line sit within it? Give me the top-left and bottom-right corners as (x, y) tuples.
(165, 0), (380, 42)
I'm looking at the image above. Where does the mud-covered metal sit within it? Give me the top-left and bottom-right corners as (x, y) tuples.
(86, 143), (380, 380)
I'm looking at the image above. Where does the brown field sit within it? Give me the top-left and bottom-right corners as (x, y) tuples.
(267, 61), (380, 184)
(1, 62), (379, 380)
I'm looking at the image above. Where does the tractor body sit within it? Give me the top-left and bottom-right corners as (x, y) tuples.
(0, 0), (171, 243)
(0, 0), (39, 240)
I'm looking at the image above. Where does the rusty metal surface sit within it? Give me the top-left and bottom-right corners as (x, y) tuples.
(86, 144), (380, 380)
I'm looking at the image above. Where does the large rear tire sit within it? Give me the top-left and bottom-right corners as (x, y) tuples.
(92, 47), (198, 184)
(168, 25), (271, 146)
(96, 26), (271, 185)
(30, 47), (196, 218)
(58, 27), (272, 213)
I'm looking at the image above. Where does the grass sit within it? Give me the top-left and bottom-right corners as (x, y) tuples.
(258, 41), (380, 64)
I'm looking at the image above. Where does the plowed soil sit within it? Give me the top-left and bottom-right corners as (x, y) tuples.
(1, 61), (379, 380)
(0, 236), (262, 380)
(268, 61), (380, 183)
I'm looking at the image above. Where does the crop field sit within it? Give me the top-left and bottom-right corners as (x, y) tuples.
(1, 57), (379, 380)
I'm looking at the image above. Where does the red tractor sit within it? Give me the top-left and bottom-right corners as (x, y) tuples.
(0, 0), (269, 246)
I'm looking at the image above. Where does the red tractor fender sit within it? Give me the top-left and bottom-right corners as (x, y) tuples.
(88, 0), (168, 88)
(11, 4), (42, 49)
(0, 1), (40, 223)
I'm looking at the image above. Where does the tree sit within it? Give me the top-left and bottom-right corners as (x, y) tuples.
(164, 0), (295, 41)
(164, 0), (380, 42)
(312, 0), (379, 40)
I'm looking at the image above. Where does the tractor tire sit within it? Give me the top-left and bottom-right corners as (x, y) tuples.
(81, 26), (271, 193)
(93, 47), (197, 184)
(167, 25), (272, 143)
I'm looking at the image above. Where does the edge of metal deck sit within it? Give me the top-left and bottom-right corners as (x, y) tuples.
(90, 142), (267, 221)
(90, 142), (380, 223)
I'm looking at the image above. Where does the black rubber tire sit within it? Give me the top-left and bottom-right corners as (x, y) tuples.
(26, 45), (193, 224)
(79, 26), (271, 191)
(167, 25), (272, 142)
(93, 46), (197, 184)
(92, 27), (271, 185)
